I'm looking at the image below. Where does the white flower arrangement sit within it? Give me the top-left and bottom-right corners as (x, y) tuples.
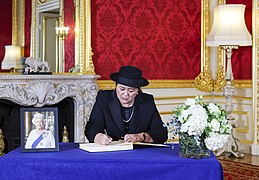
(165, 96), (232, 151)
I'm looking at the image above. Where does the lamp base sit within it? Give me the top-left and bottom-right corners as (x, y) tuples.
(214, 121), (244, 158)
(10, 68), (23, 73)
(216, 79), (244, 158)
(217, 45), (245, 158)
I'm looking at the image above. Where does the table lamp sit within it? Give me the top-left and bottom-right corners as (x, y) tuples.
(206, 4), (252, 157)
(1, 45), (22, 72)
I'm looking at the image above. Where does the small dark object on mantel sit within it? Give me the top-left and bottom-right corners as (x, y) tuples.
(23, 71), (53, 75)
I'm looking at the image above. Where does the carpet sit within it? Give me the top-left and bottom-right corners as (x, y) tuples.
(219, 159), (259, 180)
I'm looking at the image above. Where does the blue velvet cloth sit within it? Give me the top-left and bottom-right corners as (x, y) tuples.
(0, 143), (223, 180)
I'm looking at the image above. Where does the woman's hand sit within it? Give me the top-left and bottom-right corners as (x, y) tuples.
(123, 133), (153, 143)
(123, 133), (145, 143)
(94, 133), (113, 145)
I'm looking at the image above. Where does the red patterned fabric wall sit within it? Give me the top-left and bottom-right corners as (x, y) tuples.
(0, 0), (12, 71)
(64, 0), (75, 72)
(226, 0), (252, 80)
(24, 0), (31, 57)
(91, 0), (201, 80)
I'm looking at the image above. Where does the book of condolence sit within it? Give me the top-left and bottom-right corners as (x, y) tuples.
(79, 141), (170, 152)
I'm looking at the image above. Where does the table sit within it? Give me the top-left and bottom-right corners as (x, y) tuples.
(0, 143), (223, 180)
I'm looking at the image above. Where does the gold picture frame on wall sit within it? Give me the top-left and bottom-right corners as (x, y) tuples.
(95, 0), (213, 90)
(26, 0), (251, 90)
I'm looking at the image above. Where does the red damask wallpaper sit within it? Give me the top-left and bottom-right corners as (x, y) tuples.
(226, 0), (252, 80)
(24, 0), (31, 57)
(0, 0), (12, 71)
(2, 0), (251, 80)
(64, 0), (75, 72)
(91, 0), (201, 80)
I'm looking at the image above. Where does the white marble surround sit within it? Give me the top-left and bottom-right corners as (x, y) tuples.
(0, 74), (100, 142)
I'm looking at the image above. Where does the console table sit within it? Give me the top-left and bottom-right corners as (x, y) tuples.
(0, 143), (223, 180)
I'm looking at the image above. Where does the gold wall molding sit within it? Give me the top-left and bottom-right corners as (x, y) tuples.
(77, 0), (95, 74)
(240, 139), (253, 144)
(194, 0), (213, 92)
(153, 95), (252, 102)
(194, 69), (214, 91)
(12, 0), (25, 49)
(213, 66), (226, 92)
(31, 0), (37, 57)
(97, 80), (115, 90)
(159, 111), (173, 115)
(12, 0), (18, 45)
(234, 80), (252, 88)
(97, 79), (252, 90)
(147, 80), (195, 89)
(97, 80), (196, 90)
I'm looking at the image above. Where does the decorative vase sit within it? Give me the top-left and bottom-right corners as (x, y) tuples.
(179, 132), (210, 159)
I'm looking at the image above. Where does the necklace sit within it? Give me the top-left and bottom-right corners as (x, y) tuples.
(122, 106), (135, 123)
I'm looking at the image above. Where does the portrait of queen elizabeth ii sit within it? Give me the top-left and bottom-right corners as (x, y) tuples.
(25, 112), (55, 149)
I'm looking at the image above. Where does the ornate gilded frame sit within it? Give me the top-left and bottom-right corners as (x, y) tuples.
(14, 0), (251, 90)
(12, 0), (25, 53)
(95, 1), (213, 90)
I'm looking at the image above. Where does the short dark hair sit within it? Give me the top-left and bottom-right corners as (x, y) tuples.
(115, 83), (142, 93)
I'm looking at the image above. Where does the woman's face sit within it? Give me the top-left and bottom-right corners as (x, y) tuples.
(35, 119), (44, 130)
(116, 84), (138, 107)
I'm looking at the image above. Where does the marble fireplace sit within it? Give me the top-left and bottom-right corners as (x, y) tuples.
(0, 74), (100, 151)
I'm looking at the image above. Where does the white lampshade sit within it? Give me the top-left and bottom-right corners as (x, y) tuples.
(206, 4), (252, 46)
(1, 45), (22, 69)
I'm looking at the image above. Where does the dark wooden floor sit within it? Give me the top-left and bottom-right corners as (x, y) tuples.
(217, 153), (259, 166)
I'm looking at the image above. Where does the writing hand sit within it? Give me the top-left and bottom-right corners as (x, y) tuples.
(94, 133), (113, 145)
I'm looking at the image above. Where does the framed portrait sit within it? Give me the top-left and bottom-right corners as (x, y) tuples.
(20, 107), (59, 152)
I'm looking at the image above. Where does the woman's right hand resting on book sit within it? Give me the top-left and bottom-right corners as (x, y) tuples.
(123, 132), (153, 143)
(94, 133), (113, 145)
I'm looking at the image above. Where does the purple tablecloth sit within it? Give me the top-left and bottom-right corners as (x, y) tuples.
(0, 143), (223, 180)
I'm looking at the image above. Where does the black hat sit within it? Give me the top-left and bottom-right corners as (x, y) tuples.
(110, 66), (149, 87)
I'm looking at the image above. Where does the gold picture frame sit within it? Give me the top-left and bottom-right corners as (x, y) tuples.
(24, 1), (252, 90)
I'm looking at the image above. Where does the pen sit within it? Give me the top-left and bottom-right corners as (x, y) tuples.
(104, 129), (108, 136)
(104, 129), (112, 144)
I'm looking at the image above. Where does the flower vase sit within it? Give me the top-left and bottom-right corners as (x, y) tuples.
(179, 132), (210, 159)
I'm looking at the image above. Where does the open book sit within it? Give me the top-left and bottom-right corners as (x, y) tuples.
(79, 141), (170, 153)
(79, 141), (133, 152)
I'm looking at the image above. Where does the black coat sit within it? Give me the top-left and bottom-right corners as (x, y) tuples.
(85, 90), (168, 143)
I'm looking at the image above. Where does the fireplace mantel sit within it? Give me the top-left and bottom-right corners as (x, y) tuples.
(0, 73), (100, 143)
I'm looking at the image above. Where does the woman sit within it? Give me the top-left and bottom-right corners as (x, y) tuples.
(25, 113), (55, 149)
(85, 66), (168, 145)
